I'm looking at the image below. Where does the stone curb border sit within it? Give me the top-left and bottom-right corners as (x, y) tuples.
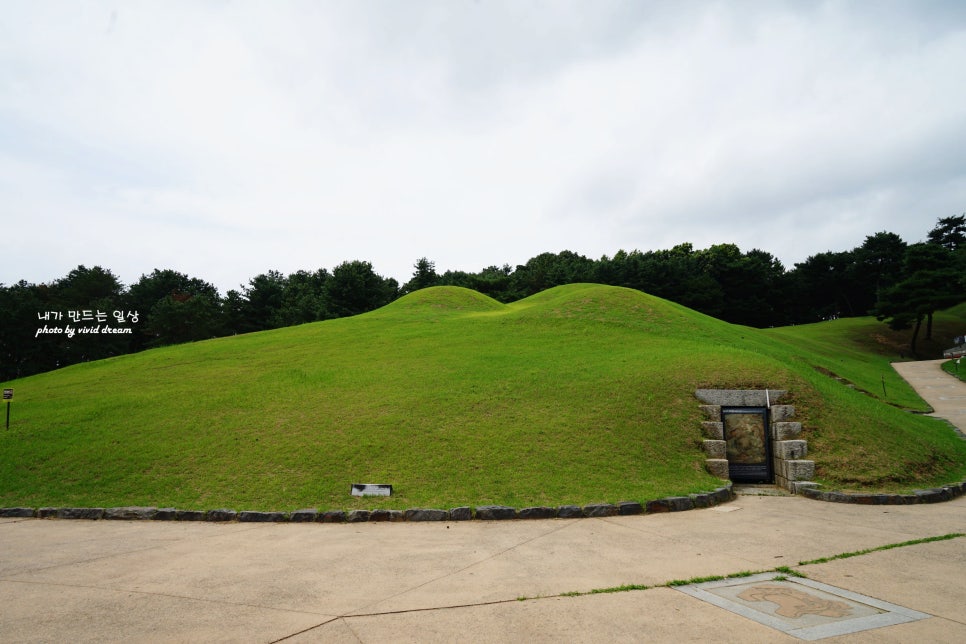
(7, 481), (963, 520)
(0, 486), (734, 523)
(799, 481), (966, 505)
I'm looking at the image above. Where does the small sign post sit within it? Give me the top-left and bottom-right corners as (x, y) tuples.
(3, 389), (12, 430)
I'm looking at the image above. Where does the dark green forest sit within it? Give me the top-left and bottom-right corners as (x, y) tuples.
(2, 216), (964, 380)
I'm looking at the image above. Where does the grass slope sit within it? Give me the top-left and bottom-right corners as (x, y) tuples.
(2, 284), (965, 511)
(763, 302), (966, 410)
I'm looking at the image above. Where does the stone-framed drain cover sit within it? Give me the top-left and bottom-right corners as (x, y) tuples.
(674, 572), (929, 640)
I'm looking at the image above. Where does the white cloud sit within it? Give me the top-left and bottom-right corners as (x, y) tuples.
(2, 0), (965, 292)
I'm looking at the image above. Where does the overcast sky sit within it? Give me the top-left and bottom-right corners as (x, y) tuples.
(2, 0), (965, 294)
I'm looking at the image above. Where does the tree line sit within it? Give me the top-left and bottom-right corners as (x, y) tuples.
(2, 216), (963, 380)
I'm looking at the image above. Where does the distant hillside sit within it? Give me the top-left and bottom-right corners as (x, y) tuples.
(2, 284), (964, 511)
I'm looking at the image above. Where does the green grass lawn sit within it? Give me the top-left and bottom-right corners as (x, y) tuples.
(2, 284), (965, 511)
(763, 302), (966, 411)
(943, 360), (966, 382)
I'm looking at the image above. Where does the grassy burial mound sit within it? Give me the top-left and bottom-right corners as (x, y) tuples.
(1, 284), (965, 511)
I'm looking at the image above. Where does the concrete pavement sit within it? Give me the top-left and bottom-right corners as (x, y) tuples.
(1, 360), (964, 642)
(2, 495), (964, 642)
(892, 358), (966, 434)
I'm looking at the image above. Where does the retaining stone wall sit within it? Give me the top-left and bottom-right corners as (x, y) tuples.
(6, 481), (963, 520)
(0, 487), (734, 523)
(799, 483), (966, 504)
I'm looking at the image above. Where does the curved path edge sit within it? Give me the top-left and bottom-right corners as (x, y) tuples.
(0, 486), (737, 523)
(799, 359), (966, 504)
(892, 358), (966, 434)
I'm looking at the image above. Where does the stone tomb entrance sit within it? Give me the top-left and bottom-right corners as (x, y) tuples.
(695, 389), (817, 493)
(721, 406), (772, 483)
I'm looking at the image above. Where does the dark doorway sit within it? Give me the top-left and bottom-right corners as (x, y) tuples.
(722, 407), (772, 483)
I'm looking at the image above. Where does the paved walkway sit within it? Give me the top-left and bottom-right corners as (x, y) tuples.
(2, 497), (964, 642)
(892, 358), (966, 434)
(0, 361), (964, 643)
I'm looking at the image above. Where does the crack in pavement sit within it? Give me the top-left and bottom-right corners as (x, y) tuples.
(267, 520), (581, 642)
(345, 518), (577, 617)
(271, 535), (966, 642)
(0, 577), (339, 618)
